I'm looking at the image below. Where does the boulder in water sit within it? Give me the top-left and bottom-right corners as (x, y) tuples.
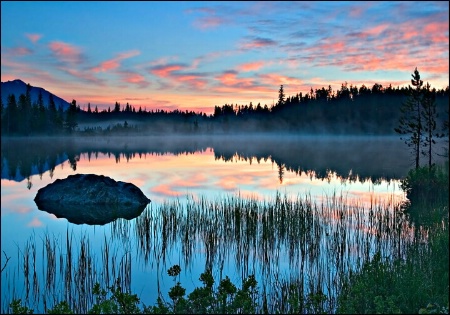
(34, 174), (150, 225)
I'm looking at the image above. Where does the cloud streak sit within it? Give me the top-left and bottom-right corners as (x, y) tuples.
(92, 50), (140, 73)
(240, 37), (277, 50)
(49, 41), (84, 64)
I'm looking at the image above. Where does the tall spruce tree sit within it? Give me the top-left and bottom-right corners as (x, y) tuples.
(395, 67), (424, 169)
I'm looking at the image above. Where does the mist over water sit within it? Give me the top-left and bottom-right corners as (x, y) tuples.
(3, 134), (446, 182)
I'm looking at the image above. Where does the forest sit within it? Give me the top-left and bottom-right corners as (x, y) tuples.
(1, 78), (449, 136)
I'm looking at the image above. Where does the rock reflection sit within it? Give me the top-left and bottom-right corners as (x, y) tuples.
(36, 202), (148, 225)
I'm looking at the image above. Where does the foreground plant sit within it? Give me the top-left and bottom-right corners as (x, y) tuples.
(9, 266), (260, 314)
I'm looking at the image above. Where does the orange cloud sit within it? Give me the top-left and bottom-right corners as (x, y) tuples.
(237, 61), (265, 72)
(119, 71), (149, 88)
(150, 64), (185, 78)
(175, 74), (207, 89)
(260, 73), (304, 87)
(319, 41), (345, 51)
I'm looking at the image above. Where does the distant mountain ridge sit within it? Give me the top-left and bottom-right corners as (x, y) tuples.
(1, 79), (70, 111)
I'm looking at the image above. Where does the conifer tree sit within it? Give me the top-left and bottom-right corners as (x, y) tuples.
(18, 93), (30, 135)
(64, 99), (78, 133)
(4, 94), (18, 134)
(395, 67), (424, 169)
(421, 82), (441, 169)
(278, 85), (285, 106)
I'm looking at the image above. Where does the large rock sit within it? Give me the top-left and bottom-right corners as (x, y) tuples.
(34, 174), (150, 225)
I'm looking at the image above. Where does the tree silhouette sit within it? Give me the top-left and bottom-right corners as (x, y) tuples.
(278, 85), (285, 106)
(4, 94), (18, 134)
(395, 67), (424, 169)
(421, 82), (441, 169)
(64, 100), (78, 133)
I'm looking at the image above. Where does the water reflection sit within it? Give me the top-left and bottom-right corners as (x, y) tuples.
(1, 135), (431, 187)
(35, 202), (148, 225)
(2, 135), (427, 313)
(1, 192), (422, 314)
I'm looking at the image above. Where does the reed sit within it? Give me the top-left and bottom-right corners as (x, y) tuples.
(2, 191), (431, 314)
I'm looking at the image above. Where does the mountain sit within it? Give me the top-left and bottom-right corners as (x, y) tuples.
(1, 79), (70, 111)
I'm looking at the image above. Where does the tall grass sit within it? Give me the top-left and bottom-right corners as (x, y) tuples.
(2, 192), (426, 314)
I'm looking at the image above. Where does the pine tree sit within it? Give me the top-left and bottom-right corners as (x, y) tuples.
(278, 85), (285, 106)
(18, 93), (30, 135)
(421, 82), (442, 169)
(64, 100), (78, 133)
(48, 93), (57, 133)
(37, 90), (46, 133)
(395, 67), (424, 169)
(4, 94), (18, 134)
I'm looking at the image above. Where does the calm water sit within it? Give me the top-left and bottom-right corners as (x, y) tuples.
(1, 135), (430, 313)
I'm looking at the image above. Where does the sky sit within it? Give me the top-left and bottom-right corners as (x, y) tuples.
(1, 1), (448, 114)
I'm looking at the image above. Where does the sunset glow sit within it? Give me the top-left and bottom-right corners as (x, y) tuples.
(1, 1), (448, 114)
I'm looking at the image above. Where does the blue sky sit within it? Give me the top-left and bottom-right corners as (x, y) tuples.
(1, 1), (448, 114)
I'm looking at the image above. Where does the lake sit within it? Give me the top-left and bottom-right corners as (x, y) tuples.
(1, 135), (439, 313)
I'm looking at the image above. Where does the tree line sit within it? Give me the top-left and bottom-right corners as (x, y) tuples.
(1, 72), (448, 137)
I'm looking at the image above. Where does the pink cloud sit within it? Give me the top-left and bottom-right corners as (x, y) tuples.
(149, 63), (207, 90)
(6, 47), (32, 56)
(59, 66), (104, 85)
(319, 41), (345, 51)
(92, 50), (140, 73)
(366, 23), (389, 36)
(194, 16), (227, 29)
(1, 54), (63, 86)
(175, 74), (207, 89)
(260, 73), (304, 87)
(26, 33), (42, 44)
(216, 71), (258, 91)
(423, 21), (449, 43)
(150, 64), (185, 78)
(237, 61), (265, 72)
(240, 37), (277, 50)
(93, 59), (120, 72)
(119, 71), (150, 88)
(49, 41), (83, 64)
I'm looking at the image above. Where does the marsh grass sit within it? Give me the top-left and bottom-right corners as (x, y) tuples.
(2, 191), (428, 314)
